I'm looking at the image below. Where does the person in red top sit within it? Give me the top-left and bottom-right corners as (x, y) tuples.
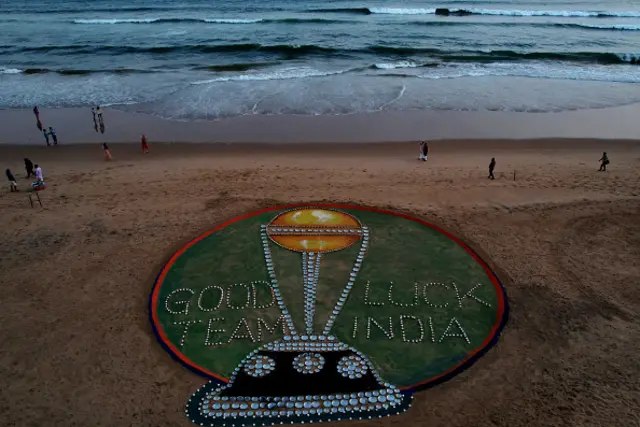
(141, 134), (149, 153)
(103, 143), (112, 160)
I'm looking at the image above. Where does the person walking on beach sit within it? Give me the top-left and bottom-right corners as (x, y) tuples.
(598, 152), (609, 171)
(32, 164), (45, 190)
(103, 143), (112, 161)
(141, 134), (149, 153)
(96, 106), (104, 125)
(43, 128), (51, 146)
(24, 158), (34, 178)
(91, 107), (98, 130)
(33, 106), (43, 130)
(34, 164), (44, 183)
(488, 157), (496, 180)
(419, 141), (428, 161)
(48, 127), (58, 145)
(92, 107), (100, 132)
(6, 169), (18, 192)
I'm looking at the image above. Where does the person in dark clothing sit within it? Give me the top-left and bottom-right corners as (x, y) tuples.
(489, 157), (496, 179)
(49, 126), (58, 145)
(24, 158), (34, 178)
(598, 152), (609, 171)
(34, 106), (42, 131)
(6, 168), (18, 192)
(418, 141), (428, 161)
(92, 108), (99, 132)
(42, 128), (50, 146)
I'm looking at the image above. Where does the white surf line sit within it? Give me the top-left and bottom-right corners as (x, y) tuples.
(378, 85), (407, 111)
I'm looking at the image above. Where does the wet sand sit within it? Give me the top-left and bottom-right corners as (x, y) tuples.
(2, 103), (640, 145)
(1, 139), (639, 427)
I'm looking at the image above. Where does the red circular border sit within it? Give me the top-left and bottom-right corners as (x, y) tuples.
(150, 203), (507, 391)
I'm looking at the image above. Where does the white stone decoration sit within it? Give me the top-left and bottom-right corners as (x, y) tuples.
(293, 353), (325, 375)
(337, 355), (368, 379)
(183, 209), (415, 427)
(244, 355), (276, 378)
(187, 338), (411, 424)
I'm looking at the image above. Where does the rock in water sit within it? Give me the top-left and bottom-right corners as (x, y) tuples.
(435, 8), (473, 16)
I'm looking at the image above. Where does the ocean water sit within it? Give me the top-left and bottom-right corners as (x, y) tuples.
(1, 0), (639, 119)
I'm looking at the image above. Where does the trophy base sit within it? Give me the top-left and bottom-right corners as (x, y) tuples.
(186, 338), (413, 426)
(187, 384), (412, 427)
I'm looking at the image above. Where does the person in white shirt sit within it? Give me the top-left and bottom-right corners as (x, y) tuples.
(31, 164), (45, 189)
(35, 164), (43, 182)
(96, 106), (104, 125)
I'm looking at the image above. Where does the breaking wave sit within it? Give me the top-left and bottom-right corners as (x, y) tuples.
(191, 67), (355, 84)
(310, 7), (640, 17)
(4, 43), (638, 65)
(72, 17), (350, 25)
(0, 67), (154, 75)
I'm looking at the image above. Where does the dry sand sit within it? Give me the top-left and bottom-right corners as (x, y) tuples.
(1, 139), (639, 427)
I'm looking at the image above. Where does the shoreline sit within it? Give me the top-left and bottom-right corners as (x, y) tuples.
(2, 139), (639, 163)
(2, 103), (640, 145)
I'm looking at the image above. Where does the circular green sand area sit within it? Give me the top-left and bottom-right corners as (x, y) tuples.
(151, 204), (507, 390)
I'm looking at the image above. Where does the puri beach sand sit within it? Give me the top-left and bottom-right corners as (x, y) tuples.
(1, 130), (640, 426)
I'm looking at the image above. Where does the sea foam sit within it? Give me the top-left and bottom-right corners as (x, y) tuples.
(73, 17), (263, 24)
(373, 61), (420, 70)
(0, 68), (22, 74)
(191, 67), (350, 84)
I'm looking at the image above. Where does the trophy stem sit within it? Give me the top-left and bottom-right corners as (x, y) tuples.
(321, 226), (369, 336)
(302, 252), (322, 335)
(261, 226), (298, 336)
